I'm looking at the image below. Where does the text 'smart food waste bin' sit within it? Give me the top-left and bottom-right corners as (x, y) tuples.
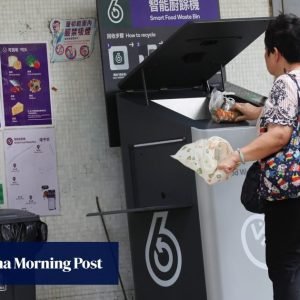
(0, 209), (47, 300)
(115, 18), (273, 299)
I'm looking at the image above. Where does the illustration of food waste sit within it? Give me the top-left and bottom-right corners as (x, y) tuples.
(8, 55), (22, 70)
(7, 54), (42, 117)
(0, 43), (52, 127)
(9, 54), (41, 70)
(9, 79), (22, 94)
(11, 102), (24, 116)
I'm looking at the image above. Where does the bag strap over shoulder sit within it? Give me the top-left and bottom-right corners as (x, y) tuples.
(286, 73), (300, 107)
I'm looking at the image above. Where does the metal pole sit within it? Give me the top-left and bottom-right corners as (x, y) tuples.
(96, 196), (128, 300)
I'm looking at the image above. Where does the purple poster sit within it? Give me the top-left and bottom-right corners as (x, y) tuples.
(0, 43), (52, 126)
(130, 0), (219, 27)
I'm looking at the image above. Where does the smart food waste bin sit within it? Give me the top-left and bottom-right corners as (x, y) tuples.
(115, 18), (273, 300)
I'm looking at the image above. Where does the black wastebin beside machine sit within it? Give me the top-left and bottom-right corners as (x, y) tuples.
(0, 209), (47, 300)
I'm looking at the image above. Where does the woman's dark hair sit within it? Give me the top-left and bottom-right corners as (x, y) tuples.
(265, 13), (300, 63)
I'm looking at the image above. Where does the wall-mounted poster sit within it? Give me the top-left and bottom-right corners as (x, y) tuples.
(50, 18), (97, 62)
(97, 0), (220, 146)
(4, 127), (60, 216)
(0, 43), (52, 127)
(0, 131), (5, 206)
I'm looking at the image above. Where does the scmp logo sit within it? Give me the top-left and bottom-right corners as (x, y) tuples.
(241, 214), (267, 270)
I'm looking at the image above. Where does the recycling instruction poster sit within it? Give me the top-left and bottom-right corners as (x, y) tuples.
(0, 43), (52, 127)
(98, 0), (219, 93)
(97, 0), (220, 145)
(4, 127), (60, 216)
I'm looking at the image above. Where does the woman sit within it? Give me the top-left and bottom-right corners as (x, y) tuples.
(218, 14), (300, 300)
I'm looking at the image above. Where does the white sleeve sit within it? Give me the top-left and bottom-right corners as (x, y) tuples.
(261, 74), (298, 127)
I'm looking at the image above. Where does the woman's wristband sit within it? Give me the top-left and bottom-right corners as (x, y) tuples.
(236, 148), (245, 164)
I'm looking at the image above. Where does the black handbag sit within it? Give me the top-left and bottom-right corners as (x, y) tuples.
(240, 161), (265, 214)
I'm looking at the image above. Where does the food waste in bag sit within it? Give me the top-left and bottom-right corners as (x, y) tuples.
(209, 88), (241, 122)
(171, 136), (234, 185)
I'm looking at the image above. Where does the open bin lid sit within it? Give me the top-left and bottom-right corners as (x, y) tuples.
(119, 17), (270, 91)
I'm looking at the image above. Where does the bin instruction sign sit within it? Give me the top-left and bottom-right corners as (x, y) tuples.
(4, 127), (60, 216)
(131, 0), (219, 27)
(97, 0), (220, 145)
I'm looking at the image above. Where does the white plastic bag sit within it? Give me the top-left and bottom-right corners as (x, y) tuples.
(209, 88), (240, 123)
(171, 136), (233, 184)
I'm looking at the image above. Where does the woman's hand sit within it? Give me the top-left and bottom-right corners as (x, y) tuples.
(233, 103), (262, 122)
(218, 151), (241, 174)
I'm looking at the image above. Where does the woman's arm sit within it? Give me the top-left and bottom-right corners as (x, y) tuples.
(218, 124), (293, 174)
(234, 103), (263, 122)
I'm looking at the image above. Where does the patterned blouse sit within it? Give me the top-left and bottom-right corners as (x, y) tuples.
(258, 70), (300, 201)
(259, 70), (300, 130)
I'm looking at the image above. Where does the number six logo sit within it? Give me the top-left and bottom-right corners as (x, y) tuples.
(107, 0), (124, 24)
(145, 212), (182, 287)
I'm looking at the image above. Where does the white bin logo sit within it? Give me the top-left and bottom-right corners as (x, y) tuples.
(145, 211), (182, 287)
(241, 214), (267, 270)
(107, 0), (124, 24)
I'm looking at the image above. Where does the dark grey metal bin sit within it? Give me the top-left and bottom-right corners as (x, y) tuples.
(0, 284), (36, 300)
(0, 209), (47, 300)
